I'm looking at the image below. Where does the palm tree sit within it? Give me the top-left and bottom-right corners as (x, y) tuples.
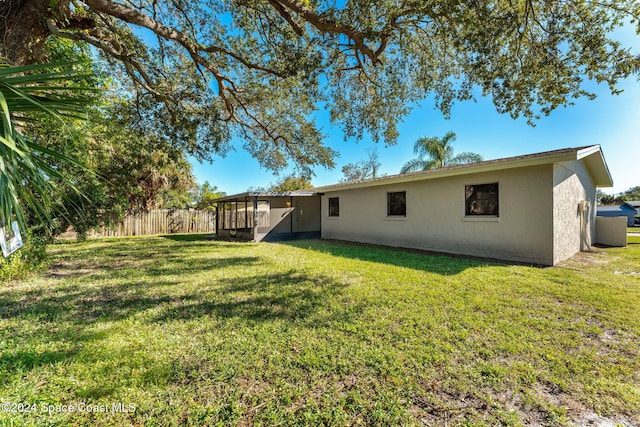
(0, 62), (92, 230)
(400, 131), (483, 174)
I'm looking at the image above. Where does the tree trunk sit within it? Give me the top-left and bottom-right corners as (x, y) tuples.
(0, 0), (68, 65)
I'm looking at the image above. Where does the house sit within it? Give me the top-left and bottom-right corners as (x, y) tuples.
(597, 202), (637, 227)
(316, 145), (612, 266)
(215, 145), (613, 266)
(627, 201), (640, 215)
(215, 192), (321, 241)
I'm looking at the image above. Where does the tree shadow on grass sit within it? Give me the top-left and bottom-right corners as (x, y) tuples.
(3, 250), (263, 324)
(280, 239), (507, 276)
(46, 254), (262, 281)
(48, 235), (240, 270)
(152, 270), (350, 325)
(0, 314), (108, 375)
(0, 270), (350, 379)
(0, 280), (177, 323)
(0, 349), (81, 374)
(160, 233), (215, 242)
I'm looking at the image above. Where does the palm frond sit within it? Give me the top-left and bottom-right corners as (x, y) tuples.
(403, 131), (482, 173)
(452, 152), (483, 165)
(400, 158), (430, 174)
(0, 61), (95, 231)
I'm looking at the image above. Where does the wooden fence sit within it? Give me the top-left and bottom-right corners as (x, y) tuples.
(91, 209), (216, 237)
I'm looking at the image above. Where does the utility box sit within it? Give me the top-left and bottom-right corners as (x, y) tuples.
(595, 216), (627, 247)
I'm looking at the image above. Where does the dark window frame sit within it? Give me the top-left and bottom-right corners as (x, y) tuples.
(387, 191), (407, 217)
(328, 197), (340, 217)
(465, 183), (499, 216)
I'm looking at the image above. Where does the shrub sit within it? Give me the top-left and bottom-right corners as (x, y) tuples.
(0, 235), (48, 282)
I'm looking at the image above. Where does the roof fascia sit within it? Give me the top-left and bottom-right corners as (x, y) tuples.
(577, 146), (614, 188)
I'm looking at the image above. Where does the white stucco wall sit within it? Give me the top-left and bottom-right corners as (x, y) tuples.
(321, 164), (555, 265)
(552, 160), (596, 264)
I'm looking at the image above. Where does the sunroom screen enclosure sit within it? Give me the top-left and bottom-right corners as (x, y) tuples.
(215, 192), (321, 242)
(220, 200), (270, 236)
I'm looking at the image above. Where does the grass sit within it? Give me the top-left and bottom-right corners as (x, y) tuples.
(0, 235), (639, 426)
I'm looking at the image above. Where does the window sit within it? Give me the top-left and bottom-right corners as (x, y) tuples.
(387, 191), (406, 216)
(328, 197), (340, 217)
(465, 183), (499, 216)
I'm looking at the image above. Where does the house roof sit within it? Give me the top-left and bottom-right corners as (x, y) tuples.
(213, 191), (318, 203)
(314, 145), (613, 193)
(597, 203), (636, 212)
(627, 201), (640, 208)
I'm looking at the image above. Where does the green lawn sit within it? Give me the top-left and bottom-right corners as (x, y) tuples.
(1, 235), (639, 426)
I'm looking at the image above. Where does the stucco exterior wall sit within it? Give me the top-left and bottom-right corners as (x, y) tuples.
(321, 165), (555, 265)
(552, 160), (596, 264)
(255, 196), (321, 241)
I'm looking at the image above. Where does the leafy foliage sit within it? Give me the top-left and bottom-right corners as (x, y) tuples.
(597, 190), (617, 205)
(1, 0), (638, 173)
(340, 147), (382, 182)
(0, 233), (47, 282)
(400, 132), (483, 173)
(14, 40), (198, 238)
(269, 175), (313, 192)
(598, 186), (640, 205)
(192, 182), (226, 210)
(29, 101), (198, 237)
(0, 61), (95, 231)
(621, 186), (640, 201)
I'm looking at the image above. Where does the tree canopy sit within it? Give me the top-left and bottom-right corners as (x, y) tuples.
(192, 182), (227, 210)
(2, 0), (638, 175)
(8, 39), (199, 238)
(341, 147), (382, 182)
(269, 175), (313, 192)
(598, 186), (640, 205)
(621, 186), (640, 201)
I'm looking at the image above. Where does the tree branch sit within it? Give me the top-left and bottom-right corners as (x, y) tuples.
(269, 0), (384, 64)
(79, 0), (293, 128)
(266, 0), (305, 36)
(46, 18), (165, 101)
(82, 0), (285, 77)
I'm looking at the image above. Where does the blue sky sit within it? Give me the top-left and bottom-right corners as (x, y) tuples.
(190, 26), (640, 196)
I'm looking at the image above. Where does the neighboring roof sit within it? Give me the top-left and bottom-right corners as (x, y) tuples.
(313, 145), (613, 193)
(597, 204), (636, 212)
(213, 191), (318, 203)
(627, 200), (640, 208)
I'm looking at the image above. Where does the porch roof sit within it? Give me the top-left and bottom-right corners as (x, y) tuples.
(213, 191), (318, 203)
